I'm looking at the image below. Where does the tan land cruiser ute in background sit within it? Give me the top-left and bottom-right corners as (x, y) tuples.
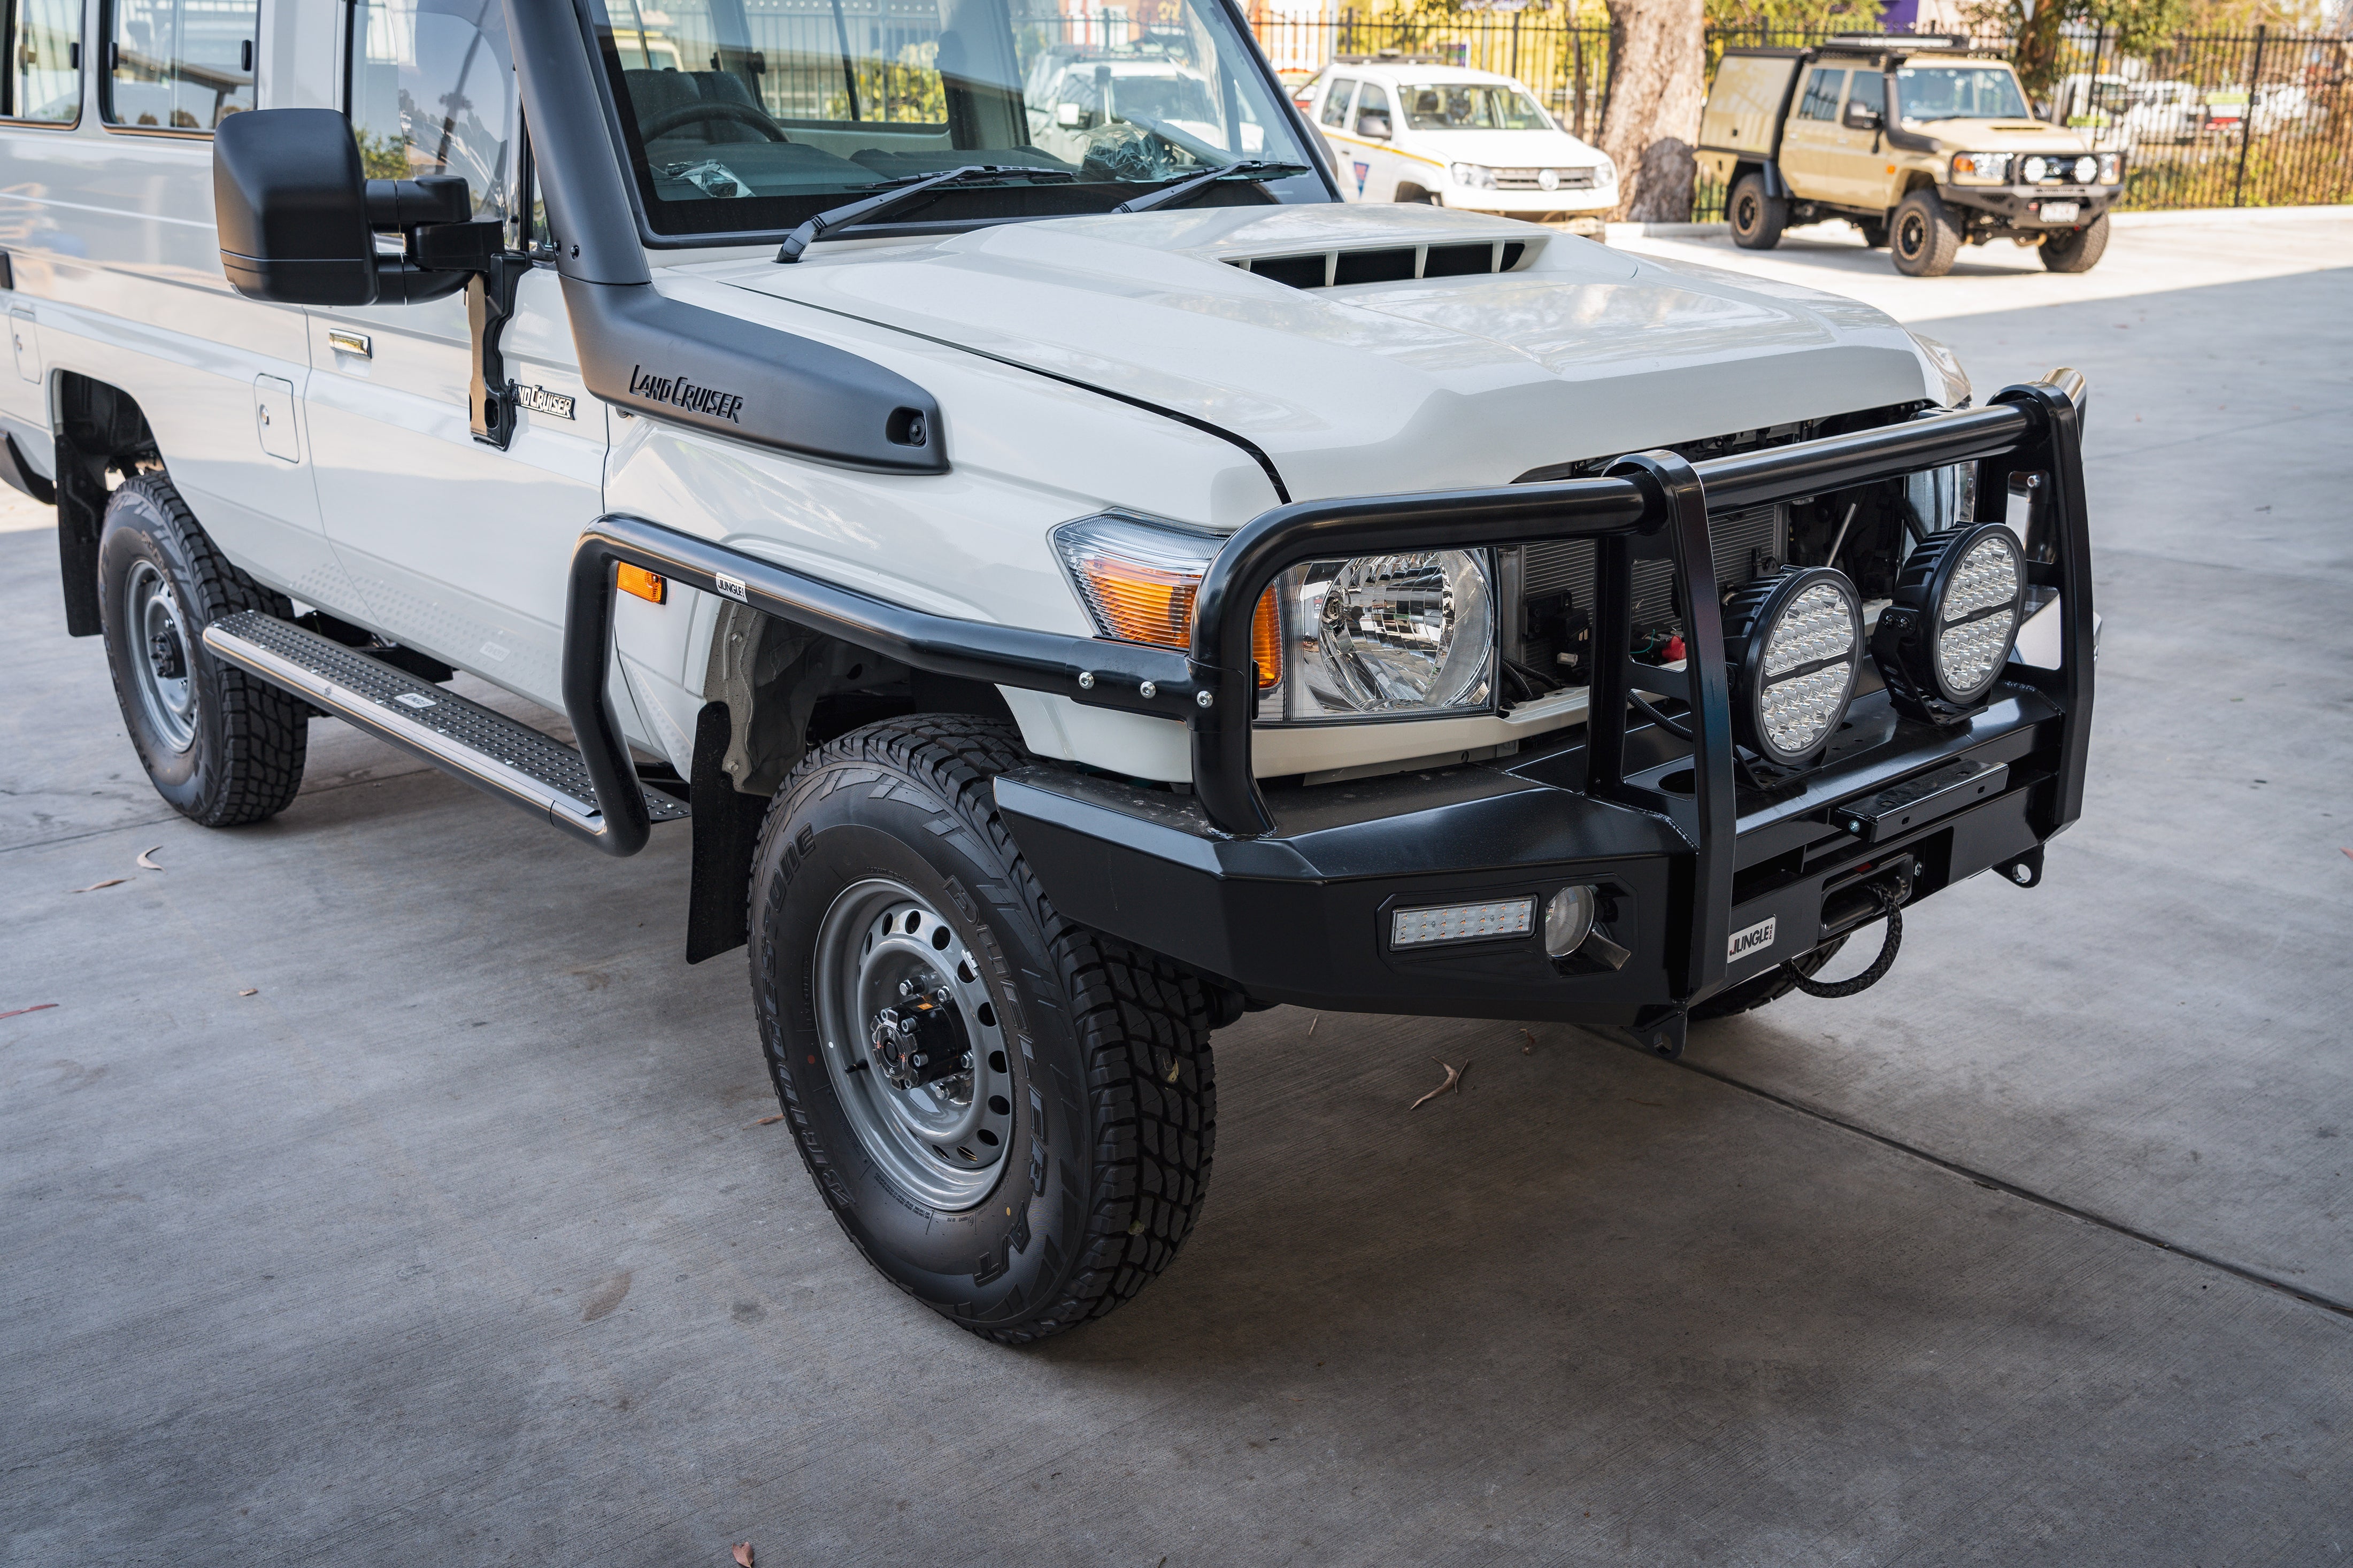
(1700, 36), (2124, 277)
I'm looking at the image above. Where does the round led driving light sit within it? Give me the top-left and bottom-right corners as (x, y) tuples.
(2022, 155), (2049, 183)
(1870, 522), (2027, 722)
(1723, 567), (1865, 769)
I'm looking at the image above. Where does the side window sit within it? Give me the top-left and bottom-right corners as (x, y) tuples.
(349, 0), (516, 224)
(1319, 78), (1355, 129)
(6, 0), (80, 123)
(1355, 81), (1389, 124)
(1847, 72), (1885, 121)
(1796, 67), (1846, 123)
(106, 0), (257, 130)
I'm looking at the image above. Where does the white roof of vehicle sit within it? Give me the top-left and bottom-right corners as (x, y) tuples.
(1319, 63), (1534, 89)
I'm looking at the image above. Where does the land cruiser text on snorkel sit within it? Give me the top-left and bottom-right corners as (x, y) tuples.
(7, 0), (2092, 1341)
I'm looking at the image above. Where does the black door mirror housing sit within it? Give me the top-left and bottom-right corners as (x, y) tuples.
(1843, 102), (1883, 132)
(212, 107), (485, 307)
(1356, 110), (1391, 139)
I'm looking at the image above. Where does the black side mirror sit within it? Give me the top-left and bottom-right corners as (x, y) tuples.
(213, 107), (490, 307)
(1844, 102), (1882, 131)
(1356, 110), (1391, 138)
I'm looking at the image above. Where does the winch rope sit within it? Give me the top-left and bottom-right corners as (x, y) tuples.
(1783, 884), (1904, 998)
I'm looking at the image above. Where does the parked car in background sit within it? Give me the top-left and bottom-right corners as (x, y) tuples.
(1700, 36), (2122, 276)
(1026, 45), (1267, 167)
(1300, 58), (1616, 233)
(2120, 79), (2204, 144)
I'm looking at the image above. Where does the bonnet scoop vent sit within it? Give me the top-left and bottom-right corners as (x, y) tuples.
(1228, 239), (1529, 290)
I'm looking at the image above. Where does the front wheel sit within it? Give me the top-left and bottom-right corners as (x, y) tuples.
(750, 716), (1217, 1342)
(1728, 173), (1787, 250)
(1890, 189), (1962, 276)
(2039, 212), (2110, 273)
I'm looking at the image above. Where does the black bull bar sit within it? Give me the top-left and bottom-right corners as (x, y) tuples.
(562, 377), (2092, 1033)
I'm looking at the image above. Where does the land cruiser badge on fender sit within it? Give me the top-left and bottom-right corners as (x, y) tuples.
(627, 364), (745, 423)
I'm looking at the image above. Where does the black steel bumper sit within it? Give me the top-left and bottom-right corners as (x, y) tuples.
(562, 378), (2091, 1040)
(1941, 184), (2118, 227)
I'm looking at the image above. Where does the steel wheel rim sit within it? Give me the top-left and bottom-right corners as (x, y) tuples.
(812, 878), (1012, 1211)
(1897, 212), (1925, 259)
(1734, 192), (1757, 231)
(127, 559), (198, 753)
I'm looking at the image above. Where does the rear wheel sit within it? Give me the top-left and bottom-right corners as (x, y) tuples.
(2039, 212), (2110, 273)
(1728, 173), (1787, 250)
(97, 472), (307, 826)
(1890, 189), (1962, 276)
(750, 715), (1217, 1342)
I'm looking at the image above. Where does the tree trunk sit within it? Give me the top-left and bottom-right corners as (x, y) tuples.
(1598, 0), (1706, 222)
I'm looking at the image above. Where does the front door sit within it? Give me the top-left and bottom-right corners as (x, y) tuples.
(301, 0), (607, 712)
(1777, 66), (1848, 204)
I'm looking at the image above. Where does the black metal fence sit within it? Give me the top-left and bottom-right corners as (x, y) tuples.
(1245, 13), (2353, 219)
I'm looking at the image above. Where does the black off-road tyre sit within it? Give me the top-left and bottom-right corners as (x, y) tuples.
(2039, 212), (2110, 273)
(1728, 173), (1787, 250)
(1890, 189), (1962, 277)
(1691, 934), (1850, 1021)
(750, 715), (1217, 1343)
(97, 472), (307, 826)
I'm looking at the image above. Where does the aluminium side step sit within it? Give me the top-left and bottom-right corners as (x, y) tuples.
(203, 609), (688, 844)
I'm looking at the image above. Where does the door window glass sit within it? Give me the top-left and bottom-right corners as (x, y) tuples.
(1354, 80), (1388, 126)
(1846, 71), (1884, 122)
(1796, 67), (1846, 123)
(1319, 77), (1355, 127)
(7, 0), (80, 122)
(107, 0), (256, 130)
(349, 0), (517, 222)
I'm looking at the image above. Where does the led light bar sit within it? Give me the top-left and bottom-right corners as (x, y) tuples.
(1390, 898), (1534, 948)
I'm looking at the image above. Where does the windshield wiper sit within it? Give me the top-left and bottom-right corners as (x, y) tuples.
(776, 165), (1075, 262)
(1111, 160), (1312, 215)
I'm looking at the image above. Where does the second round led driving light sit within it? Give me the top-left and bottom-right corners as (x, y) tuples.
(1870, 522), (2027, 722)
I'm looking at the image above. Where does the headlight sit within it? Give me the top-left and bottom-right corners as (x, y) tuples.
(2098, 152), (2124, 184)
(2071, 154), (2098, 184)
(1052, 510), (1279, 685)
(1950, 151), (2010, 184)
(1268, 551), (1495, 721)
(1448, 162), (1497, 189)
(1870, 523), (2026, 721)
(1723, 568), (1863, 770)
(1595, 159), (1616, 188)
(1904, 458), (1978, 534)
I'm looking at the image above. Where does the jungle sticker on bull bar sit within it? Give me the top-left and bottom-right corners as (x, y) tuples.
(1728, 916), (1777, 961)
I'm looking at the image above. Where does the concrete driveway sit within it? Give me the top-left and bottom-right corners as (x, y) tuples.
(5, 208), (2349, 1566)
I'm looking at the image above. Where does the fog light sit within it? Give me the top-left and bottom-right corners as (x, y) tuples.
(1871, 523), (2026, 722)
(1390, 897), (1533, 948)
(1543, 885), (1597, 957)
(1723, 567), (1865, 769)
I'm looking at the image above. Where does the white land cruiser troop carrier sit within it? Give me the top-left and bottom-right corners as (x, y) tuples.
(12, 0), (2094, 1341)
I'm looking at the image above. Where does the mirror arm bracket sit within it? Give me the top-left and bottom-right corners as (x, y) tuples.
(465, 254), (532, 450)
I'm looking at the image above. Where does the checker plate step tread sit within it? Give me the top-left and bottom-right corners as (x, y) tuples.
(204, 609), (688, 827)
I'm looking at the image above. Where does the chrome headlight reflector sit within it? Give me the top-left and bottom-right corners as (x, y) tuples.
(1723, 567), (1865, 769)
(1270, 550), (1496, 722)
(1950, 151), (2011, 184)
(2097, 152), (2124, 184)
(1449, 161), (1498, 189)
(1870, 522), (2027, 721)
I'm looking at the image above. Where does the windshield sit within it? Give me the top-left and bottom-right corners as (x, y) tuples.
(1896, 65), (2032, 122)
(589, 0), (1320, 240)
(1400, 83), (1550, 131)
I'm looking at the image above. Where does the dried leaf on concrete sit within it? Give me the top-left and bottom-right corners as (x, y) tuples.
(71, 878), (127, 893)
(753, 1114), (784, 1126)
(1410, 1057), (1469, 1109)
(1307, 1015), (1318, 1036)
(1521, 1028), (1538, 1055)
(0, 1003), (59, 1021)
(136, 847), (163, 871)
(733, 1544), (755, 1567)
(239, 988), (258, 998)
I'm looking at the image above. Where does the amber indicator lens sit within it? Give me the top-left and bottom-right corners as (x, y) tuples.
(617, 564), (667, 604)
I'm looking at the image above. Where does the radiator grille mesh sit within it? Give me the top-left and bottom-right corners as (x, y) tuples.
(1520, 502), (1785, 629)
